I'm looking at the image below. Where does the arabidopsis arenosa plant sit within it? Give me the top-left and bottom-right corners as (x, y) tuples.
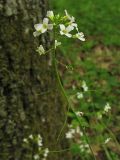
(33, 10), (87, 158)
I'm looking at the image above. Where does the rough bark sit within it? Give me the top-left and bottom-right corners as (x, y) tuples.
(0, 0), (70, 160)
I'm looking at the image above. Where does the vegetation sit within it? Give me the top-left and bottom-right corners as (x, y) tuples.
(48, 0), (120, 159)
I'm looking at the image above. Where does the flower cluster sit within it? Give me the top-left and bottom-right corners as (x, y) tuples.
(23, 134), (49, 160)
(33, 10), (85, 55)
(66, 125), (90, 154)
(97, 102), (111, 120)
(66, 125), (83, 139)
(104, 102), (111, 113)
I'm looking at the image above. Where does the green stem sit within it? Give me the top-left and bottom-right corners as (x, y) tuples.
(40, 148), (70, 154)
(52, 30), (96, 160)
(52, 42), (70, 142)
(49, 148), (70, 153)
(52, 49), (96, 160)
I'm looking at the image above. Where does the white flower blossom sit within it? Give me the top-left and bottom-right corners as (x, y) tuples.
(55, 40), (61, 48)
(44, 148), (49, 157)
(60, 24), (74, 37)
(34, 154), (39, 160)
(29, 134), (33, 139)
(104, 103), (111, 113)
(70, 22), (77, 28)
(77, 92), (83, 99)
(36, 45), (45, 55)
(38, 140), (42, 147)
(33, 18), (53, 37)
(65, 10), (75, 23)
(76, 111), (84, 117)
(75, 32), (85, 41)
(47, 11), (54, 20)
(23, 138), (28, 143)
(82, 81), (88, 92)
(66, 128), (76, 139)
(66, 131), (74, 139)
(79, 144), (89, 153)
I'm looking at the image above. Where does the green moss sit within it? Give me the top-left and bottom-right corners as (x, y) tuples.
(0, 1), (70, 160)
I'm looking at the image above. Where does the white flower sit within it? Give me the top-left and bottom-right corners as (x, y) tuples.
(36, 45), (45, 55)
(34, 154), (39, 160)
(104, 103), (111, 113)
(38, 134), (42, 140)
(76, 111), (84, 117)
(75, 32), (85, 41)
(65, 10), (75, 22)
(29, 134), (33, 139)
(44, 148), (49, 157)
(38, 140), (42, 147)
(47, 11), (54, 20)
(23, 138), (28, 143)
(71, 23), (77, 28)
(66, 128), (75, 139)
(82, 81), (88, 92)
(105, 138), (111, 144)
(55, 40), (61, 48)
(60, 24), (74, 37)
(33, 18), (53, 37)
(77, 92), (83, 99)
(66, 132), (73, 139)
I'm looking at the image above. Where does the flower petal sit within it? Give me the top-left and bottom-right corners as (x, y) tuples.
(34, 24), (42, 31)
(60, 24), (65, 31)
(66, 25), (74, 32)
(43, 18), (49, 25)
(60, 31), (64, 35)
(33, 31), (41, 37)
(47, 11), (54, 19)
(65, 33), (72, 38)
(41, 27), (47, 33)
(72, 23), (77, 28)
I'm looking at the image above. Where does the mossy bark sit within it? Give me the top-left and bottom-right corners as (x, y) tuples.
(0, 0), (71, 160)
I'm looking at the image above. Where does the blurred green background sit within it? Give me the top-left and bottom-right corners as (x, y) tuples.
(50, 0), (120, 159)
(51, 0), (120, 50)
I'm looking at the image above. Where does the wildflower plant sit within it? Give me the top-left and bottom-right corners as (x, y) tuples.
(23, 134), (49, 160)
(33, 10), (119, 160)
(33, 10), (85, 55)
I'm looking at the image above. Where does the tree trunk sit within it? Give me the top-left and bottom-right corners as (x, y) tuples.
(0, 0), (70, 160)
